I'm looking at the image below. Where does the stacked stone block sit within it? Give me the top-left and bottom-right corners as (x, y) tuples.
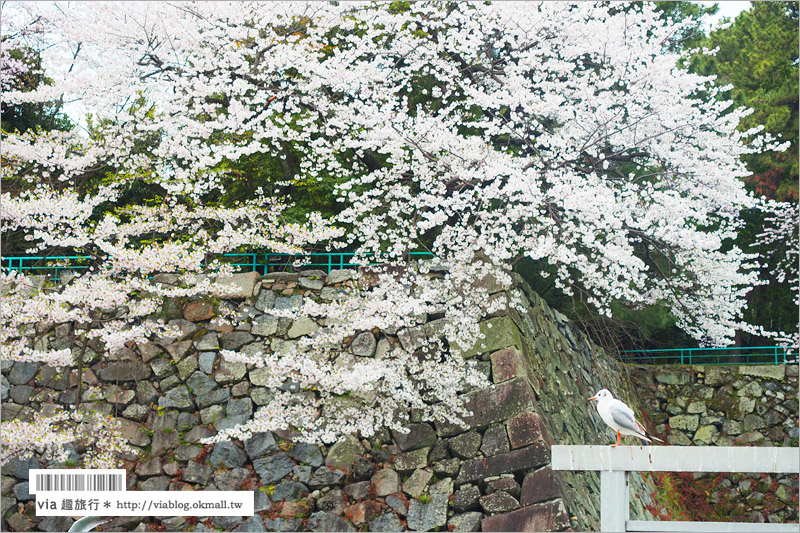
(629, 363), (799, 523)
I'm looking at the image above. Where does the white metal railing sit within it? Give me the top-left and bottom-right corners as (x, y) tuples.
(551, 445), (799, 533)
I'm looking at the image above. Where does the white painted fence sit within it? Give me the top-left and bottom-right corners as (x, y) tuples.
(551, 445), (799, 533)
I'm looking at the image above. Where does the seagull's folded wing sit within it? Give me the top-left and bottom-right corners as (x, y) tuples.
(610, 407), (645, 436)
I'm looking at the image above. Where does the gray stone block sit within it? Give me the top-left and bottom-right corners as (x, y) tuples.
(479, 491), (520, 514)
(372, 468), (400, 497)
(449, 432), (481, 459)
(245, 432), (278, 459)
(351, 457), (375, 482)
(299, 276), (324, 290)
(254, 453), (295, 485)
(351, 332), (377, 357)
(198, 351), (217, 373)
(317, 489), (345, 515)
(255, 289), (277, 312)
(327, 269), (356, 283)
(407, 493), (448, 531)
(369, 513), (403, 532)
(197, 387), (230, 409)
(215, 414), (248, 432)
(221, 332), (255, 351)
(433, 457), (461, 477)
(195, 332), (220, 351)
(293, 465), (312, 484)
(270, 481), (309, 503)
(308, 466), (346, 488)
(99, 362), (150, 381)
(480, 425), (510, 456)
(392, 423), (437, 452)
(158, 386), (193, 410)
(385, 494), (408, 516)
(234, 516), (266, 532)
(39, 516), (76, 532)
(182, 462), (212, 484)
(139, 476), (170, 491)
(218, 271), (260, 299)
(186, 371), (216, 396)
(344, 480), (371, 501)
(227, 397), (253, 418)
(481, 500), (570, 532)
(263, 518), (302, 532)
(393, 447), (430, 473)
(289, 443), (323, 467)
(448, 512), (483, 532)
(287, 317), (319, 338)
(669, 414), (699, 432)
(274, 295), (303, 311)
(136, 381), (158, 404)
(453, 485), (481, 512)
(429, 477), (454, 496)
(8, 362), (39, 385)
(12, 481), (31, 501)
(175, 445), (202, 461)
(325, 435), (364, 473)
(307, 512), (354, 532)
(210, 515), (245, 530)
(215, 359), (246, 383)
(135, 458), (163, 478)
(403, 469), (433, 498)
(165, 340), (193, 360)
(9, 386), (33, 404)
(210, 441), (248, 469)
(215, 467), (250, 491)
(252, 315), (279, 336)
(436, 378), (535, 436)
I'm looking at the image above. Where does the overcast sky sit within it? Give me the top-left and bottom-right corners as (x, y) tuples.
(699, 1), (752, 30)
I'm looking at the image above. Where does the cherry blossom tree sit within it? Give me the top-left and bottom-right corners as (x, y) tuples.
(1, 2), (789, 455)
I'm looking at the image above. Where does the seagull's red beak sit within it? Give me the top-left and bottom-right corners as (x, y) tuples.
(588, 396), (597, 402)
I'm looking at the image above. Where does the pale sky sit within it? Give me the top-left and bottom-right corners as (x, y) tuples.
(699, 1), (752, 31)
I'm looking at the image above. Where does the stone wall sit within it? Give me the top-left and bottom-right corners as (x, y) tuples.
(628, 364), (799, 524)
(2, 267), (669, 532)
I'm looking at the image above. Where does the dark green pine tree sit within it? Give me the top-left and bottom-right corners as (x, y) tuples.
(689, 1), (798, 201)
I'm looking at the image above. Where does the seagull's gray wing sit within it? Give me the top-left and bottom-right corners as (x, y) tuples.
(609, 404), (644, 435)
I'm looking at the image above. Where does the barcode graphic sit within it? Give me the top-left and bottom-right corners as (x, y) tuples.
(34, 472), (125, 492)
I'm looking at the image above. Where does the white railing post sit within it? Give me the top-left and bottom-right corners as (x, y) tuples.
(601, 470), (629, 532)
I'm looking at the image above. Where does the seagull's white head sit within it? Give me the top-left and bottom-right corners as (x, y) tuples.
(588, 388), (613, 402)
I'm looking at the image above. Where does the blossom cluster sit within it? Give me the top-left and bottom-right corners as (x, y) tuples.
(753, 200), (799, 347)
(0, 409), (133, 468)
(210, 261), (500, 443)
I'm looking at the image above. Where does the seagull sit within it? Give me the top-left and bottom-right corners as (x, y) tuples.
(588, 388), (663, 446)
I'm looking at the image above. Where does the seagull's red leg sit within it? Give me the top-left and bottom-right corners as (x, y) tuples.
(611, 431), (621, 447)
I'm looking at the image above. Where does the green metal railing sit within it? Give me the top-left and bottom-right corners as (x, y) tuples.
(618, 346), (799, 366)
(1, 252), (435, 281)
(219, 251), (434, 274)
(2, 255), (92, 282)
